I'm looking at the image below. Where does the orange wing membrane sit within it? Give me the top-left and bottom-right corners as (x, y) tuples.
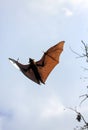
(9, 41), (64, 85)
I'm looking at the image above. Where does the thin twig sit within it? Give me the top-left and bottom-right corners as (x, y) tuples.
(79, 94), (88, 106)
(70, 41), (88, 62)
(70, 46), (84, 58)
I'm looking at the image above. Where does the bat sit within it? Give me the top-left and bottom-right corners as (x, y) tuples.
(9, 41), (64, 85)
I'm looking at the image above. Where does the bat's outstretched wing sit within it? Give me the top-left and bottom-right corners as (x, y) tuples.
(36, 41), (65, 83)
(9, 58), (40, 84)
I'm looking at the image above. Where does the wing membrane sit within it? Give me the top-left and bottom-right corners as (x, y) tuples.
(36, 41), (64, 82)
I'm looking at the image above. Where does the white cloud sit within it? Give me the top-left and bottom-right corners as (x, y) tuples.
(28, 0), (88, 16)
(69, 0), (87, 6)
(62, 8), (73, 16)
(41, 95), (64, 119)
(28, 0), (64, 15)
(68, 0), (88, 14)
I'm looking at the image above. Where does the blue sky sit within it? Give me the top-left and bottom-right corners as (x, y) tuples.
(1, 0), (88, 130)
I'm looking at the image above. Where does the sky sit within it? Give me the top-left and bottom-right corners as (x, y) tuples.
(1, 0), (88, 130)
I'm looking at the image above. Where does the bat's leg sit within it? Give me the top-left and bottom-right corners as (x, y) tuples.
(35, 71), (45, 84)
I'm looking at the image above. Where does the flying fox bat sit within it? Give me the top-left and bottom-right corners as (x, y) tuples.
(9, 41), (64, 84)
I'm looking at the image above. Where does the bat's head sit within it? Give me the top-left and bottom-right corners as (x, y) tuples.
(29, 58), (35, 64)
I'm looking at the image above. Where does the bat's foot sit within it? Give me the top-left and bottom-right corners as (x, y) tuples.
(41, 81), (45, 84)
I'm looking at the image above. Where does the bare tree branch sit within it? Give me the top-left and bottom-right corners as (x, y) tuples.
(70, 46), (84, 58)
(70, 41), (88, 62)
(79, 94), (88, 106)
(67, 107), (88, 130)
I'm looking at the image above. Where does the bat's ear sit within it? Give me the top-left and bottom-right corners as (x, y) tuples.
(29, 58), (33, 63)
(28, 58), (35, 63)
(9, 58), (20, 70)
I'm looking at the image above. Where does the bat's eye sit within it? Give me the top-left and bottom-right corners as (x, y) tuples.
(9, 58), (20, 70)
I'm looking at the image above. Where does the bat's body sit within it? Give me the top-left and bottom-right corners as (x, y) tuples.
(9, 41), (64, 84)
(27, 58), (45, 84)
